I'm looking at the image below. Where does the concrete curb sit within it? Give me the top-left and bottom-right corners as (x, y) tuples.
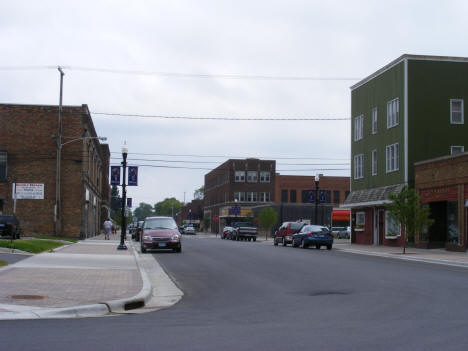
(336, 247), (468, 268)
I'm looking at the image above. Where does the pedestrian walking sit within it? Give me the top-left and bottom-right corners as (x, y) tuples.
(103, 218), (113, 240)
(112, 223), (117, 235)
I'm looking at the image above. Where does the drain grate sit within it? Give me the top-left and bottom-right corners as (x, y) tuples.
(9, 294), (47, 300)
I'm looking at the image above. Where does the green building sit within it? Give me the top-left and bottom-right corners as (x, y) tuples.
(343, 54), (468, 247)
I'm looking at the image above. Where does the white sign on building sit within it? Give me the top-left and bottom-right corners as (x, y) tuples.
(12, 183), (44, 199)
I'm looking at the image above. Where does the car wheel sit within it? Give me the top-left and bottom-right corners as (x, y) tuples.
(236, 235), (240, 241)
(274, 238), (278, 246)
(292, 239), (298, 247)
(174, 246), (182, 253)
(327, 245), (332, 250)
(141, 246), (147, 253)
(301, 240), (308, 249)
(315, 244), (320, 250)
(253, 237), (256, 242)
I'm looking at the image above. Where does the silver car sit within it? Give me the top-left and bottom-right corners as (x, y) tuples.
(184, 225), (196, 235)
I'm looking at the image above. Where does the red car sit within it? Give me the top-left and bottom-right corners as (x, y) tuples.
(273, 221), (305, 246)
(140, 216), (182, 253)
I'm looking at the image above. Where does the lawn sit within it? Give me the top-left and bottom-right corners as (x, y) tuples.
(0, 239), (65, 253)
(0, 260), (7, 267)
(33, 235), (78, 243)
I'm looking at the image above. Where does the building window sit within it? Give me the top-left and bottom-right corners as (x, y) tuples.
(450, 99), (464, 124)
(354, 154), (364, 179)
(450, 146), (464, 155)
(234, 171), (245, 182)
(387, 98), (399, 128)
(281, 189), (288, 202)
(290, 190), (297, 203)
(234, 192), (245, 202)
(372, 108), (378, 134)
(247, 171), (258, 182)
(345, 191), (350, 200)
(259, 171), (270, 183)
(386, 143), (399, 173)
(355, 212), (365, 231)
(371, 149), (377, 176)
(0, 151), (6, 181)
(246, 192), (257, 202)
(258, 192), (270, 202)
(385, 211), (401, 238)
(333, 190), (340, 204)
(354, 115), (364, 141)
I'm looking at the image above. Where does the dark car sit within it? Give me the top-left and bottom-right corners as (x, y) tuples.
(133, 220), (145, 241)
(140, 216), (182, 253)
(273, 221), (305, 246)
(292, 225), (333, 250)
(0, 214), (21, 239)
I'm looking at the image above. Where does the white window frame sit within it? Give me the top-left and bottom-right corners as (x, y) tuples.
(386, 98), (399, 128)
(450, 145), (464, 155)
(371, 149), (377, 176)
(355, 211), (365, 231)
(372, 108), (378, 134)
(247, 171), (258, 183)
(259, 171), (270, 183)
(386, 143), (399, 173)
(354, 154), (364, 179)
(234, 171), (245, 182)
(354, 115), (364, 141)
(385, 211), (401, 238)
(246, 192), (257, 202)
(450, 99), (464, 124)
(234, 192), (245, 202)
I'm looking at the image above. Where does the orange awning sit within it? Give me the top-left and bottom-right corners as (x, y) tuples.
(332, 209), (350, 221)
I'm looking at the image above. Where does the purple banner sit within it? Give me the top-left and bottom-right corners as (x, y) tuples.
(110, 166), (121, 185)
(128, 166), (138, 186)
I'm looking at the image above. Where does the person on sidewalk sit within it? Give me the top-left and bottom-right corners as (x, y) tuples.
(103, 218), (113, 240)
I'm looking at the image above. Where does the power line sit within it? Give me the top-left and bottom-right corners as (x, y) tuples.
(0, 65), (361, 81)
(93, 111), (349, 121)
(110, 151), (349, 161)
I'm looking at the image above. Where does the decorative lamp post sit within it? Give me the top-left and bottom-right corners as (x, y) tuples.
(117, 143), (128, 250)
(314, 174), (320, 225)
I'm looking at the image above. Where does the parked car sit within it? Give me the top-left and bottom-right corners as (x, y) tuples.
(274, 221), (305, 246)
(331, 226), (350, 239)
(0, 214), (20, 239)
(140, 216), (182, 253)
(184, 225), (196, 235)
(292, 224), (333, 250)
(133, 220), (145, 241)
(231, 222), (257, 241)
(221, 226), (234, 239)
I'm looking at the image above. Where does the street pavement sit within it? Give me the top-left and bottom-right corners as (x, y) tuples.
(1, 232), (468, 320)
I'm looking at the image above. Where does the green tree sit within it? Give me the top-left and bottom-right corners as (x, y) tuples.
(257, 207), (278, 240)
(194, 186), (204, 200)
(133, 202), (154, 221)
(386, 186), (434, 254)
(154, 198), (184, 217)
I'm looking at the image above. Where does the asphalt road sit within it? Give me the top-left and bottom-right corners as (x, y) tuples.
(0, 252), (30, 265)
(2, 236), (468, 351)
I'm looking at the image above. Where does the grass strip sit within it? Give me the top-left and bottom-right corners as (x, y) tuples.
(0, 240), (64, 254)
(33, 235), (78, 243)
(0, 260), (7, 267)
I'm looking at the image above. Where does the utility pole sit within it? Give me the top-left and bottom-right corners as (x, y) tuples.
(55, 66), (64, 236)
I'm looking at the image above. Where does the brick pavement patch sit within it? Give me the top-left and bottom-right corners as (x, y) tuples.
(0, 267), (142, 308)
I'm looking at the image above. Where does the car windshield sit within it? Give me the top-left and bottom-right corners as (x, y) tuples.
(290, 222), (304, 230)
(234, 222), (251, 227)
(144, 218), (177, 230)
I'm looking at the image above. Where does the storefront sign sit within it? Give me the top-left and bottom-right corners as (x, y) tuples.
(12, 183), (44, 199)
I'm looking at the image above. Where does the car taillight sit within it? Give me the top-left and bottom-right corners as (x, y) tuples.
(330, 233), (334, 238)
(307, 233), (313, 237)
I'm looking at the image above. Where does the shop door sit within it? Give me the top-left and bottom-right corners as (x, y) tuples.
(378, 209), (385, 245)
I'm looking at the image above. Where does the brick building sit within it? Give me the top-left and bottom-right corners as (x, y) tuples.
(0, 103), (110, 239)
(176, 199), (204, 229)
(415, 152), (468, 251)
(204, 159), (276, 233)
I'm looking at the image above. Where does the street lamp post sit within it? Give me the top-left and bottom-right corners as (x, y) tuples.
(118, 143), (128, 250)
(315, 174), (320, 225)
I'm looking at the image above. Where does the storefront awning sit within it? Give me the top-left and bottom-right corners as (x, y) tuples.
(341, 183), (405, 209)
(332, 209), (350, 221)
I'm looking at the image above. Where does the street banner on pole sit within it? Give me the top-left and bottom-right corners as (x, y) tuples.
(110, 166), (121, 185)
(127, 198), (132, 208)
(128, 166), (138, 186)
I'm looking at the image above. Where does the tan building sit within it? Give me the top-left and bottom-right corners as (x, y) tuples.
(0, 103), (110, 238)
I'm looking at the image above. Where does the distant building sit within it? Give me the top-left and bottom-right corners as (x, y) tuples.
(0, 103), (110, 238)
(204, 158), (276, 233)
(344, 54), (468, 250)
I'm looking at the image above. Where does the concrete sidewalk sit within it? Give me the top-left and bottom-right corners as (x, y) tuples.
(0, 233), (181, 320)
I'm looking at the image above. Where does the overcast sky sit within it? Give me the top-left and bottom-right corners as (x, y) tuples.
(1, 0), (467, 208)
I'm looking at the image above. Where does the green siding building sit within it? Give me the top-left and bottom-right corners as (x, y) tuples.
(344, 54), (468, 247)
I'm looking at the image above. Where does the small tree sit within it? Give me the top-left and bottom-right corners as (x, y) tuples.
(386, 186), (434, 254)
(257, 207), (278, 240)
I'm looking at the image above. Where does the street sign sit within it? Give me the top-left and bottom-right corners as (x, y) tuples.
(110, 166), (121, 185)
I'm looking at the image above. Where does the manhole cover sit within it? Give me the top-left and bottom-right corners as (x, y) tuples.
(9, 295), (46, 300)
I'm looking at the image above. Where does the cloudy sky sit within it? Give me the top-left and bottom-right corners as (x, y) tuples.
(1, 0), (467, 208)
